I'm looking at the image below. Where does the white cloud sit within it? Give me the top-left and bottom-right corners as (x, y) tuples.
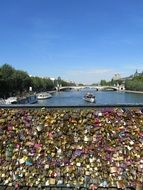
(63, 68), (117, 84)
(72, 68), (114, 75)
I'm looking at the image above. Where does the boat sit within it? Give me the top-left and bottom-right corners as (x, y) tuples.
(5, 94), (38, 104)
(18, 94), (38, 104)
(5, 97), (18, 104)
(37, 92), (52, 100)
(0, 98), (6, 104)
(83, 93), (95, 103)
(17, 94), (37, 104)
(26, 94), (38, 104)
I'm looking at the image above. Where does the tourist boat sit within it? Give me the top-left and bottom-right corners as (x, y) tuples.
(37, 92), (52, 100)
(83, 93), (95, 103)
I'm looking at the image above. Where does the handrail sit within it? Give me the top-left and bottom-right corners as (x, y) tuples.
(0, 103), (143, 108)
(0, 184), (136, 189)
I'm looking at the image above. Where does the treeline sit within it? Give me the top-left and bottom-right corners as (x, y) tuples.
(100, 76), (143, 91)
(100, 79), (123, 86)
(0, 64), (75, 98)
(125, 76), (143, 91)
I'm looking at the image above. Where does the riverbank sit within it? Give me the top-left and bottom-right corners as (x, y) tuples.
(124, 90), (143, 94)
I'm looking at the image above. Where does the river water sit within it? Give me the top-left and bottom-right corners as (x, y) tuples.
(37, 89), (143, 106)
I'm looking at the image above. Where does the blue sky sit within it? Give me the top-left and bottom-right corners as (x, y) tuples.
(0, 0), (143, 84)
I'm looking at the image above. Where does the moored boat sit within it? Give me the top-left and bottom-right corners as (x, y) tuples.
(5, 94), (37, 104)
(5, 97), (18, 104)
(26, 94), (38, 104)
(0, 98), (6, 104)
(37, 92), (52, 100)
(83, 93), (95, 103)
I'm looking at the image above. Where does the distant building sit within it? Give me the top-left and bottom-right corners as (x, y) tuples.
(112, 73), (121, 81)
(133, 69), (143, 77)
(127, 70), (143, 79)
(120, 70), (143, 81)
(50, 77), (55, 81)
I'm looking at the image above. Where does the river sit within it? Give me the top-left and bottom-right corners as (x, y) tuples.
(37, 89), (143, 106)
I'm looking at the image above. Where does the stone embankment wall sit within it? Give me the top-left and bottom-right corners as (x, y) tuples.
(0, 108), (142, 189)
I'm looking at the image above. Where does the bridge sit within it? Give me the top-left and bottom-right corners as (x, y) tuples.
(56, 85), (125, 91)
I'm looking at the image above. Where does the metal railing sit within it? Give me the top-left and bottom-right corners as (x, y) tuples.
(0, 185), (137, 189)
(1, 103), (143, 108)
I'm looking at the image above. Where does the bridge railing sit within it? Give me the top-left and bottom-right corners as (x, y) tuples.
(0, 105), (143, 189)
(0, 184), (137, 190)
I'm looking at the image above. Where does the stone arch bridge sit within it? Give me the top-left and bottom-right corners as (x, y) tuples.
(56, 85), (125, 91)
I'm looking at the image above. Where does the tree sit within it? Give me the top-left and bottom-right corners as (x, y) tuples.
(13, 70), (32, 94)
(78, 83), (84, 86)
(31, 77), (54, 92)
(0, 63), (75, 97)
(0, 64), (32, 97)
(0, 64), (15, 79)
(100, 80), (107, 86)
(125, 76), (143, 91)
(0, 64), (15, 97)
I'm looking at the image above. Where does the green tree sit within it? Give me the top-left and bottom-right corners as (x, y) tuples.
(13, 70), (32, 94)
(0, 64), (75, 97)
(31, 77), (54, 92)
(78, 83), (84, 86)
(0, 64), (15, 79)
(100, 80), (107, 86)
(0, 64), (15, 97)
(125, 76), (143, 91)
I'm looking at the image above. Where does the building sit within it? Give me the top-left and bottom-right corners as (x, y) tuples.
(112, 73), (121, 81)
(50, 77), (55, 81)
(133, 70), (143, 77)
(120, 70), (143, 81)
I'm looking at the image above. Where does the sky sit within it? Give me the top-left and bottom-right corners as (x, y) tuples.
(0, 0), (143, 84)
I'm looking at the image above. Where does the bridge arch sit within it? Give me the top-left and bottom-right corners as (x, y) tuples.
(57, 85), (124, 91)
(58, 86), (74, 91)
(101, 86), (118, 91)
